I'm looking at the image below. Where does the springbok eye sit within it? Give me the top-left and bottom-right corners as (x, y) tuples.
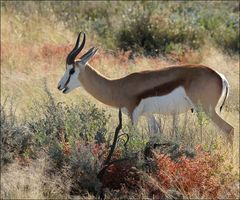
(69, 68), (75, 75)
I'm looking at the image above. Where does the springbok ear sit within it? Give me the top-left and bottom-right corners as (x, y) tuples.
(80, 47), (98, 64)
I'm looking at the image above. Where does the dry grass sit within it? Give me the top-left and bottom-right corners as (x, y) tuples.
(1, 155), (69, 199)
(1, 6), (239, 200)
(0, 154), (98, 199)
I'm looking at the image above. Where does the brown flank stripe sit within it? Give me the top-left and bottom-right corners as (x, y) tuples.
(136, 79), (186, 106)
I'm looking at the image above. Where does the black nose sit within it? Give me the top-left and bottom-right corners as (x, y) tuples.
(57, 85), (61, 90)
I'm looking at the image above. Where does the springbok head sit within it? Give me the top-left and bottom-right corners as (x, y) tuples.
(57, 32), (98, 94)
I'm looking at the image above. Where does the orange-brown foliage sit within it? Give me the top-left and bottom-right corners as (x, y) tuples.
(102, 162), (140, 190)
(40, 43), (71, 61)
(155, 146), (234, 198)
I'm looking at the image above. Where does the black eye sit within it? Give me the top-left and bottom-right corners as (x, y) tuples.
(69, 68), (75, 75)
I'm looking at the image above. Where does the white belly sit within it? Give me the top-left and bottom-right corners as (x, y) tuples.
(132, 87), (193, 125)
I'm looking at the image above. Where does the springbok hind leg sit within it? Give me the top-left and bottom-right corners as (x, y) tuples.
(210, 111), (234, 146)
(147, 115), (160, 135)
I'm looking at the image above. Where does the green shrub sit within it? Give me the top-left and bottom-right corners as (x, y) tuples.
(116, 2), (239, 55)
(212, 20), (239, 54)
(25, 83), (110, 166)
(2, 1), (239, 54)
(0, 98), (34, 166)
(117, 10), (205, 56)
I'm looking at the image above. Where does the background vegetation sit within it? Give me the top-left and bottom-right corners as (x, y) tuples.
(1, 1), (239, 199)
(2, 1), (239, 55)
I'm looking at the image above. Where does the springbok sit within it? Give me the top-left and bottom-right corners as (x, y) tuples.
(57, 32), (234, 145)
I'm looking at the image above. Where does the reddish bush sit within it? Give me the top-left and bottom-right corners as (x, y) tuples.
(102, 161), (140, 190)
(155, 146), (224, 198)
(60, 139), (237, 199)
(41, 43), (71, 60)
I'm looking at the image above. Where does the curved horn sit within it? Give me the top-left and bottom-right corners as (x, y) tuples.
(66, 32), (81, 64)
(66, 32), (86, 65)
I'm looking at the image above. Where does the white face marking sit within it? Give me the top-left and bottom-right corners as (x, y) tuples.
(132, 87), (193, 125)
(57, 64), (81, 94)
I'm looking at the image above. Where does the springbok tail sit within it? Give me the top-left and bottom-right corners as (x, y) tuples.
(215, 71), (230, 113)
(220, 78), (229, 112)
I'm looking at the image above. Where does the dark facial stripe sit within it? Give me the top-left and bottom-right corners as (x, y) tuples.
(136, 79), (185, 105)
(64, 65), (75, 87)
(64, 75), (71, 88)
(69, 68), (75, 75)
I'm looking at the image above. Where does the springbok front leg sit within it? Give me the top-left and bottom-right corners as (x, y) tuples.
(147, 115), (160, 134)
